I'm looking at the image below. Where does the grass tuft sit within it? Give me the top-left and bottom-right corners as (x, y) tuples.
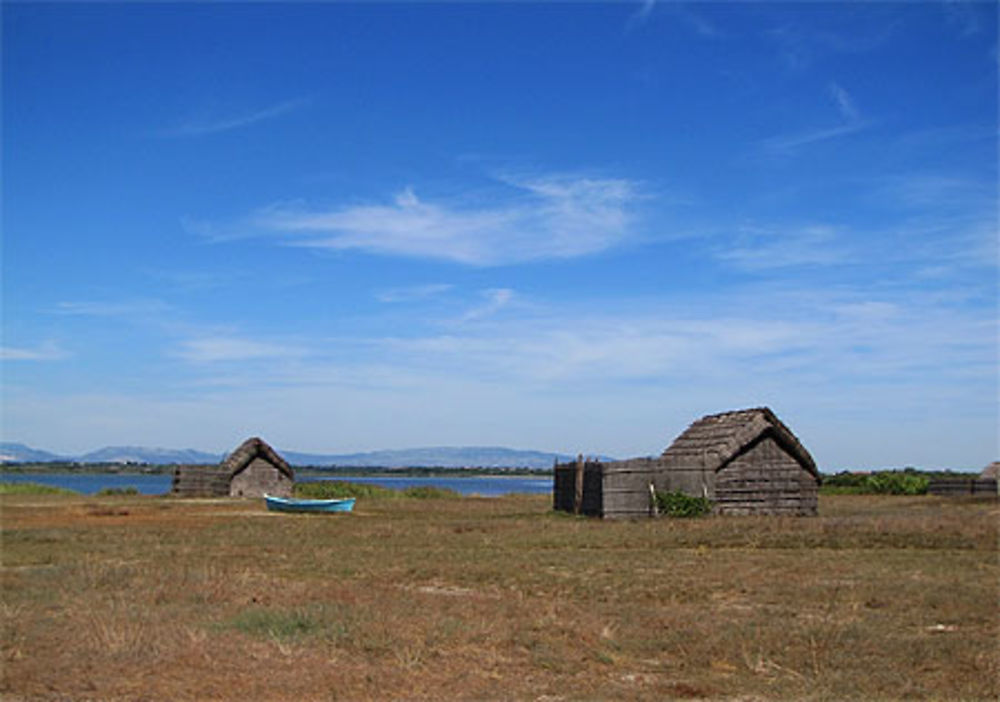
(95, 486), (140, 496)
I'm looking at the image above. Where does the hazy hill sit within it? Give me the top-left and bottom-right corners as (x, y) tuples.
(0, 442), (67, 463)
(283, 446), (589, 469)
(78, 446), (223, 464)
(1, 442), (608, 469)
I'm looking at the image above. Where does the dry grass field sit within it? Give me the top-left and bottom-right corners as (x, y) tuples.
(1, 491), (997, 700)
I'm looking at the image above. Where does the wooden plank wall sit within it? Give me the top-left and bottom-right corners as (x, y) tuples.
(601, 458), (659, 520)
(714, 437), (818, 515)
(928, 479), (998, 497)
(553, 462), (604, 516)
(171, 466), (229, 497)
(554, 458), (659, 519)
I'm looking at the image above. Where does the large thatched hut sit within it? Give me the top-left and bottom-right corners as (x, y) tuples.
(553, 407), (819, 518)
(172, 437), (294, 498)
(980, 462), (1000, 480)
(656, 408), (819, 515)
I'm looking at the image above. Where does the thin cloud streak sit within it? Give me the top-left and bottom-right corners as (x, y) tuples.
(715, 225), (849, 270)
(171, 336), (309, 364)
(0, 343), (70, 361)
(762, 83), (867, 153)
(53, 299), (171, 318)
(762, 122), (865, 152)
(456, 288), (514, 324)
(158, 98), (308, 137)
(376, 284), (454, 303)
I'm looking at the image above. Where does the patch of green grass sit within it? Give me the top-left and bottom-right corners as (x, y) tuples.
(0, 481), (78, 496)
(400, 485), (460, 499)
(222, 604), (355, 643)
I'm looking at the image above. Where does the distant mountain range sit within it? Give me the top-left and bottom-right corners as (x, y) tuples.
(0, 442), (608, 469)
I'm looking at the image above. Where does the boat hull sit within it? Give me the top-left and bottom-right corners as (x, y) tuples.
(264, 494), (356, 513)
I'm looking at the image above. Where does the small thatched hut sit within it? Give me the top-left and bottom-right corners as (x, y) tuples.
(658, 408), (819, 515)
(172, 437), (294, 498)
(223, 437), (294, 498)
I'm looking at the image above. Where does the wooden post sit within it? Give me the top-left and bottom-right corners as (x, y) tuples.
(573, 453), (584, 514)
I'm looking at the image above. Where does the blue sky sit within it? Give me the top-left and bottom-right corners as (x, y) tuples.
(2, 1), (997, 469)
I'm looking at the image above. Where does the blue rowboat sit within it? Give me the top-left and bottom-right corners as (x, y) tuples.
(264, 494), (356, 513)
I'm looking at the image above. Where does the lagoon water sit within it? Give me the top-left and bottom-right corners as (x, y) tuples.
(0, 472), (552, 497)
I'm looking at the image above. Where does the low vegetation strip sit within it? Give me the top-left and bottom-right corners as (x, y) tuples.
(1, 493), (996, 700)
(0, 481), (78, 496)
(293, 480), (459, 500)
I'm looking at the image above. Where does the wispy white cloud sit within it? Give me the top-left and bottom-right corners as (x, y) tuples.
(245, 173), (642, 266)
(9, 284), (992, 465)
(0, 342), (70, 361)
(171, 336), (308, 364)
(54, 299), (171, 318)
(376, 283), (454, 303)
(157, 98), (308, 138)
(263, 284), (992, 406)
(625, 0), (656, 31)
(829, 82), (859, 122)
(715, 224), (849, 270)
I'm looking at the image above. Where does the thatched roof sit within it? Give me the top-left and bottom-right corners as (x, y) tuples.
(661, 407), (817, 476)
(221, 437), (294, 480)
(980, 462), (1000, 480)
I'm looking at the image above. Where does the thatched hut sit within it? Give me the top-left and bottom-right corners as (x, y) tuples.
(223, 437), (294, 498)
(655, 408), (818, 515)
(552, 407), (820, 518)
(657, 408), (818, 515)
(172, 437), (294, 498)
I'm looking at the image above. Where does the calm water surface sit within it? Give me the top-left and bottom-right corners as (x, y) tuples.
(0, 472), (552, 497)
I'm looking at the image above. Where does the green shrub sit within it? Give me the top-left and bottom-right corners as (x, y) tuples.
(654, 490), (712, 518)
(819, 470), (929, 495)
(821, 471), (869, 490)
(95, 486), (140, 496)
(0, 481), (78, 496)
(864, 471), (929, 495)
